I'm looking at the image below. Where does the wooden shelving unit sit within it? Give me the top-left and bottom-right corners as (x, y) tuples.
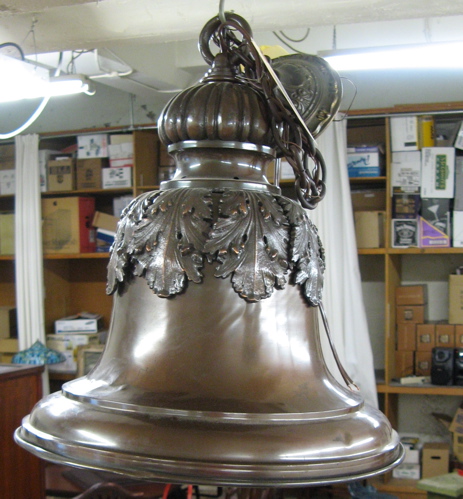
(348, 102), (463, 496)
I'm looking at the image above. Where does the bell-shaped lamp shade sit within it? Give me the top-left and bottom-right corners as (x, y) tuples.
(12, 340), (66, 366)
(14, 12), (404, 488)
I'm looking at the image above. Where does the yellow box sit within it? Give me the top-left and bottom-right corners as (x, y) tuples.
(0, 213), (14, 255)
(449, 275), (463, 324)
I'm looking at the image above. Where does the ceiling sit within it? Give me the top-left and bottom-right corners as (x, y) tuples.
(2, 0), (463, 52)
(2, 0), (463, 103)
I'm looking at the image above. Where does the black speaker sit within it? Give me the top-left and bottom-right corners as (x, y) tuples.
(454, 348), (463, 386)
(431, 347), (454, 385)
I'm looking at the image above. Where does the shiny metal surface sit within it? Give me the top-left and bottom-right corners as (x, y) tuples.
(16, 265), (403, 485)
(15, 11), (403, 487)
(161, 140), (278, 194)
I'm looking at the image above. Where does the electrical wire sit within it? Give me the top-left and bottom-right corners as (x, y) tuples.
(0, 42), (25, 60)
(0, 52), (63, 140)
(272, 28), (310, 53)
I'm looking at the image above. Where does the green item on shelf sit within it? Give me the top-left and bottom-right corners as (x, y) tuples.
(417, 472), (463, 497)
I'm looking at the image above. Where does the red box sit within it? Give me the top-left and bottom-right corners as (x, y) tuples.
(42, 197), (96, 254)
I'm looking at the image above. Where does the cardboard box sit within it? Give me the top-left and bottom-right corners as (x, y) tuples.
(421, 147), (455, 199)
(454, 121), (463, 150)
(396, 285), (427, 306)
(391, 116), (418, 152)
(48, 158), (75, 191)
(435, 324), (455, 348)
(0, 144), (15, 170)
(395, 350), (415, 377)
(422, 443), (450, 478)
(0, 337), (18, 353)
(46, 332), (100, 353)
(391, 151), (421, 191)
(392, 193), (421, 219)
(455, 157), (463, 211)
(456, 325), (463, 348)
(38, 150), (60, 192)
(92, 211), (119, 233)
(454, 433), (463, 463)
(351, 189), (386, 211)
(392, 463), (421, 480)
(55, 313), (103, 333)
(96, 228), (115, 248)
(396, 305), (425, 324)
(102, 167), (132, 189)
(0, 307), (16, 338)
(113, 195), (133, 218)
(449, 275), (463, 324)
(76, 158), (106, 189)
(419, 216), (450, 248)
(421, 198), (451, 235)
(453, 211), (463, 248)
(416, 323), (435, 351)
(392, 219), (419, 248)
(0, 213), (14, 255)
(415, 351), (432, 376)
(418, 115), (435, 148)
(42, 197), (96, 254)
(108, 137), (133, 168)
(47, 350), (76, 373)
(77, 134), (108, 159)
(347, 146), (381, 177)
(397, 323), (417, 351)
(0, 169), (15, 195)
(354, 211), (385, 248)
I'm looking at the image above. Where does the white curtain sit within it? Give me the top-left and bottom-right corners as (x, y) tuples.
(14, 134), (48, 393)
(308, 118), (378, 409)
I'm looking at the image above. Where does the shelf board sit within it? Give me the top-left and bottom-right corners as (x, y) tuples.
(42, 187), (133, 197)
(44, 252), (110, 259)
(0, 255), (14, 261)
(378, 383), (463, 396)
(358, 248), (386, 255)
(389, 247), (463, 255)
(349, 176), (387, 184)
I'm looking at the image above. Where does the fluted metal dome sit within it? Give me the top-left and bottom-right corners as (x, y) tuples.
(158, 53), (273, 147)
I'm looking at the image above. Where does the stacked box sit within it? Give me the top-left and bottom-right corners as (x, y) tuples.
(42, 197), (96, 254)
(0, 213), (14, 255)
(347, 146), (381, 177)
(48, 158), (75, 191)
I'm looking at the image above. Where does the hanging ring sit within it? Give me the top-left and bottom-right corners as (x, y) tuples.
(198, 13), (253, 65)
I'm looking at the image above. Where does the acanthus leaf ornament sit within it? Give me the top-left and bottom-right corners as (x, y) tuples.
(204, 190), (290, 301)
(107, 188), (213, 297)
(277, 197), (325, 306)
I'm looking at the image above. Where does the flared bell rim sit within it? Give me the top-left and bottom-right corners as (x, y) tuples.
(15, 389), (404, 487)
(16, 418), (404, 487)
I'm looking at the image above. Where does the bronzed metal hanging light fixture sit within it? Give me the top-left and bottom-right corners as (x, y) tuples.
(15, 8), (403, 487)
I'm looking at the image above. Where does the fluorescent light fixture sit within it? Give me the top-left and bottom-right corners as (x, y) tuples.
(0, 53), (94, 103)
(321, 41), (463, 71)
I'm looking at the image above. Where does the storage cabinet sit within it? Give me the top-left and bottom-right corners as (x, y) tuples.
(0, 364), (45, 499)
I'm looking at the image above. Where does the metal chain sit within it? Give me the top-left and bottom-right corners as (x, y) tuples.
(210, 16), (327, 209)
